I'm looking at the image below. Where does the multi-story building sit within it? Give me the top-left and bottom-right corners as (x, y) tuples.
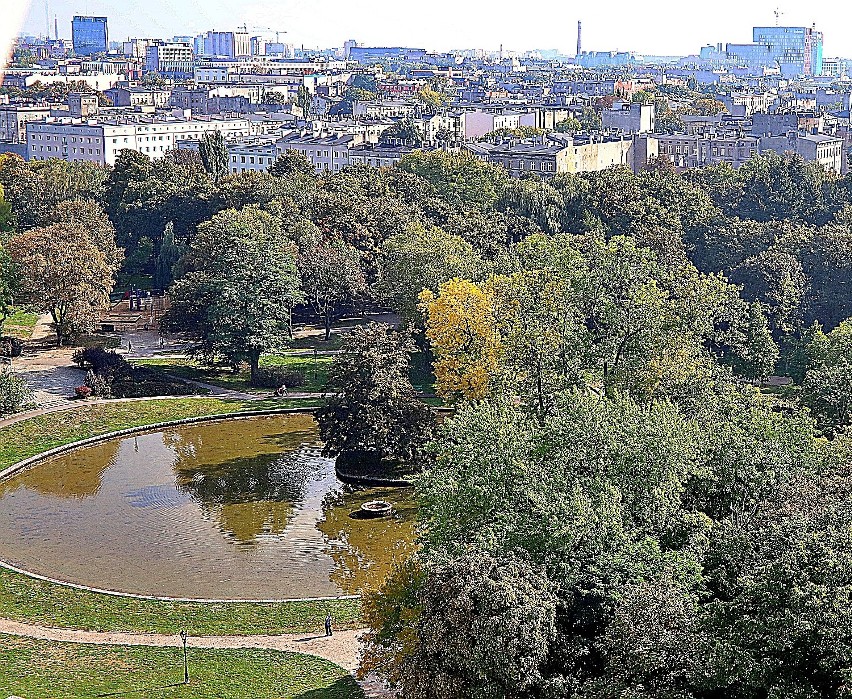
(602, 102), (655, 134)
(0, 105), (52, 144)
(226, 139), (280, 173)
(277, 132), (361, 173)
(202, 31), (250, 59)
(104, 87), (172, 108)
(752, 26), (823, 77)
(72, 16), (109, 56)
(27, 116), (253, 166)
(67, 92), (99, 118)
(759, 133), (843, 173)
(657, 133), (759, 169)
(145, 42), (194, 79)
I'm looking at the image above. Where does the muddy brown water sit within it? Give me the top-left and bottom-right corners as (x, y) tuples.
(0, 414), (417, 600)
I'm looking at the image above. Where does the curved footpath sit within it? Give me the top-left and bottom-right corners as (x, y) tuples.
(0, 618), (393, 697)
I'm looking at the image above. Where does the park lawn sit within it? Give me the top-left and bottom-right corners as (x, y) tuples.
(0, 397), (320, 472)
(134, 355), (334, 394)
(0, 637), (363, 698)
(0, 566), (361, 635)
(3, 307), (38, 340)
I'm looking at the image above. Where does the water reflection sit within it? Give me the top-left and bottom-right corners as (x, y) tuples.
(0, 414), (416, 599)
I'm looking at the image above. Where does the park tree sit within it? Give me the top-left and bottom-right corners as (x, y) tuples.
(0, 238), (16, 333)
(199, 130), (229, 183)
(0, 182), (11, 233)
(8, 224), (114, 345)
(270, 150), (317, 180)
(361, 550), (556, 699)
(0, 368), (32, 415)
(399, 150), (508, 211)
(419, 278), (501, 402)
(801, 319), (852, 431)
(153, 222), (185, 290)
(161, 206), (302, 382)
(417, 87), (448, 110)
(315, 323), (434, 465)
(377, 224), (484, 325)
(297, 233), (366, 341)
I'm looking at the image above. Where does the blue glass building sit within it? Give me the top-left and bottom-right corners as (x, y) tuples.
(72, 16), (108, 56)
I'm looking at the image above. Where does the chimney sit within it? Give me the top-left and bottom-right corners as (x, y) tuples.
(577, 21), (582, 57)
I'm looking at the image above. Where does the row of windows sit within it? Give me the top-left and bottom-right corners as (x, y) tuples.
(35, 145), (100, 155)
(231, 155), (276, 164)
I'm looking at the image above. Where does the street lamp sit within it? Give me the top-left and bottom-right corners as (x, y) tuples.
(179, 630), (189, 684)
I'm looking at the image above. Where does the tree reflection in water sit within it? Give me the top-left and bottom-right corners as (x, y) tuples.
(317, 487), (418, 596)
(0, 441), (119, 500)
(167, 416), (327, 544)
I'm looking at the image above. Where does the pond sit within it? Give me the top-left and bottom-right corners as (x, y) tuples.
(0, 414), (417, 600)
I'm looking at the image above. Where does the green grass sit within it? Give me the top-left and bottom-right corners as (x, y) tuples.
(134, 356), (334, 394)
(0, 566), (361, 635)
(0, 637), (363, 698)
(3, 307), (38, 340)
(0, 397), (320, 473)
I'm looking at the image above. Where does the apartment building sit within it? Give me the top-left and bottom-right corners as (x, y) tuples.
(0, 105), (52, 143)
(27, 116), (253, 165)
(760, 132), (843, 172)
(276, 132), (362, 173)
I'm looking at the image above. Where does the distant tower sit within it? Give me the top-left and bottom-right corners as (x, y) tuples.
(55, 15), (59, 40)
(44, 0), (50, 39)
(577, 21), (582, 57)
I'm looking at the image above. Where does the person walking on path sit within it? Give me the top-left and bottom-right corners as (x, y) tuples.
(325, 614), (333, 637)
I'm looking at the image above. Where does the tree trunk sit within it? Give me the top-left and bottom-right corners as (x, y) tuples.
(324, 310), (331, 341)
(249, 351), (261, 386)
(51, 308), (62, 347)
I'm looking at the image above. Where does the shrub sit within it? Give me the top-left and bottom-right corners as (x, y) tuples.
(0, 337), (23, 358)
(84, 369), (112, 398)
(0, 368), (33, 415)
(73, 346), (127, 377)
(74, 385), (92, 399)
(109, 366), (196, 399)
(252, 366), (305, 389)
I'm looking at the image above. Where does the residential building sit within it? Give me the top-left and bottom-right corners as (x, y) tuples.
(104, 87), (172, 108)
(145, 42), (194, 79)
(759, 132), (843, 172)
(226, 139), (279, 173)
(67, 92), (99, 118)
(27, 116), (253, 166)
(348, 47), (428, 63)
(72, 16), (109, 56)
(602, 102), (655, 134)
(277, 132), (362, 173)
(0, 105), (52, 144)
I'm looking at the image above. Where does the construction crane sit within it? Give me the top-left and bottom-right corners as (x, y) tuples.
(774, 7), (784, 25)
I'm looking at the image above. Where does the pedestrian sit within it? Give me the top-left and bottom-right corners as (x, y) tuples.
(325, 613), (332, 637)
(127, 339), (133, 353)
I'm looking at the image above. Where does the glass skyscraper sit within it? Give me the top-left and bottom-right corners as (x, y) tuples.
(752, 26), (824, 77)
(72, 16), (108, 56)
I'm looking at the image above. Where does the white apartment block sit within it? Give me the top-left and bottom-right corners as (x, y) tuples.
(0, 105), (52, 143)
(276, 132), (362, 174)
(27, 117), (253, 166)
(228, 140), (279, 173)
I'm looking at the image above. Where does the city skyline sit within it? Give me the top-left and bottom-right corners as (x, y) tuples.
(11, 0), (851, 58)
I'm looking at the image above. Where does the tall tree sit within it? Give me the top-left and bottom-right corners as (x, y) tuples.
(198, 130), (229, 183)
(161, 206), (302, 383)
(315, 323), (434, 465)
(9, 224), (114, 345)
(298, 234), (366, 341)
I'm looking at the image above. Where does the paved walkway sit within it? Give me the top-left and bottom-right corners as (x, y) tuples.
(0, 618), (394, 697)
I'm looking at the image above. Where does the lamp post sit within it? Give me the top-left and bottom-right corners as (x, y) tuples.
(179, 630), (189, 684)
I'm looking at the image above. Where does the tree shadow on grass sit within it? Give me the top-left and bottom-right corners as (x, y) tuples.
(96, 681), (185, 697)
(292, 675), (366, 698)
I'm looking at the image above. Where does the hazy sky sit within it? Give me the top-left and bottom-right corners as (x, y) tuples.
(12, 0), (852, 57)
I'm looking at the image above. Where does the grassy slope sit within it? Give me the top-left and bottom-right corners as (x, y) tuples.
(0, 637), (364, 698)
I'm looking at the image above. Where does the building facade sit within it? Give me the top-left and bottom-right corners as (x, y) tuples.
(72, 16), (108, 56)
(27, 116), (252, 166)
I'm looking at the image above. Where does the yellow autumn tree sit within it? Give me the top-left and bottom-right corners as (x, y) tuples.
(419, 278), (501, 401)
